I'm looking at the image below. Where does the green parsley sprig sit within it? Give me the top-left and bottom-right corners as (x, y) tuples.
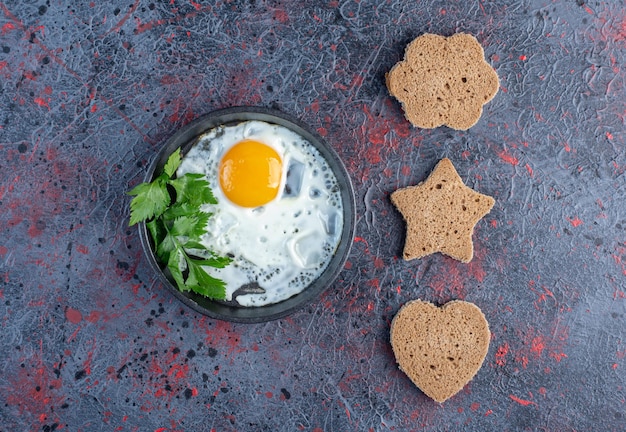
(128, 148), (231, 300)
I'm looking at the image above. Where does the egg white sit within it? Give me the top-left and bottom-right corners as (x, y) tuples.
(177, 120), (344, 306)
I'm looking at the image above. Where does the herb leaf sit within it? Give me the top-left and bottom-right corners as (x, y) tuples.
(171, 213), (210, 239)
(163, 147), (182, 177)
(146, 218), (167, 247)
(128, 149), (230, 300)
(169, 173), (217, 206)
(167, 248), (186, 291)
(128, 178), (170, 225)
(185, 258), (227, 299)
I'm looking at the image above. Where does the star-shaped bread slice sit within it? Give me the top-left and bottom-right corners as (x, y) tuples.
(391, 158), (495, 263)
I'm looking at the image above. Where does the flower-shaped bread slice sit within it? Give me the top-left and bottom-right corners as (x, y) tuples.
(386, 33), (499, 130)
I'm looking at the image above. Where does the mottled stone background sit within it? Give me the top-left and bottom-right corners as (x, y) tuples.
(1, 1), (625, 431)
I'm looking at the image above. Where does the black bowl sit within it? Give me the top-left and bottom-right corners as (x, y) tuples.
(138, 106), (356, 323)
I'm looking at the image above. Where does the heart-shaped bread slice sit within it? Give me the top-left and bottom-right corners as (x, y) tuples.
(390, 299), (490, 402)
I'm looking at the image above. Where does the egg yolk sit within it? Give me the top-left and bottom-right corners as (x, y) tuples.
(219, 140), (283, 207)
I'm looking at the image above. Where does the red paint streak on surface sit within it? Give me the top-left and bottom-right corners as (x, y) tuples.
(65, 307), (83, 324)
(201, 319), (245, 356)
(354, 236), (369, 247)
(532, 284), (556, 310)
(517, 321), (569, 367)
(24, 70), (37, 81)
(33, 97), (50, 109)
(531, 336), (545, 357)
(0, 246), (7, 256)
(525, 163), (533, 176)
(66, 326), (81, 343)
(273, 9), (289, 23)
(510, 394), (537, 407)
(1, 22), (16, 34)
(549, 351), (568, 362)
(160, 75), (181, 85)
(85, 310), (101, 323)
(612, 246), (626, 278)
(0, 60), (7, 70)
(83, 340), (96, 375)
(101, 0), (139, 37)
(567, 216), (583, 227)
(76, 244), (89, 254)
(429, 246), (486, 301)
(429, 263), (466, 300)
(135, 17), (167, 34)
(373, 256), (384, 269)
(3, 349), (64, 425)
(357, 105), (406, 167)
(168, 363), (189, 380)
(467, 246), (487, 283)
(26, 212), (45, 238)
(484, 409), (493, 416)
(519, 55), (527, 61)
(367, 278), (381, 293)
(498, 149), (519, 166)
(495, 343), (509, 366)
(363, 118), (389, 162)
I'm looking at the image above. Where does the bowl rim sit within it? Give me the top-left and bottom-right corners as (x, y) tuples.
(137, 106), (356, 323)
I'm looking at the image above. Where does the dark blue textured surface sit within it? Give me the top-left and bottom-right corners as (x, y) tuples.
(1, 1), (625, 431)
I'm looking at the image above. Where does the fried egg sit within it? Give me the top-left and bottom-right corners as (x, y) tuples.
(177, 120), (344, 306)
